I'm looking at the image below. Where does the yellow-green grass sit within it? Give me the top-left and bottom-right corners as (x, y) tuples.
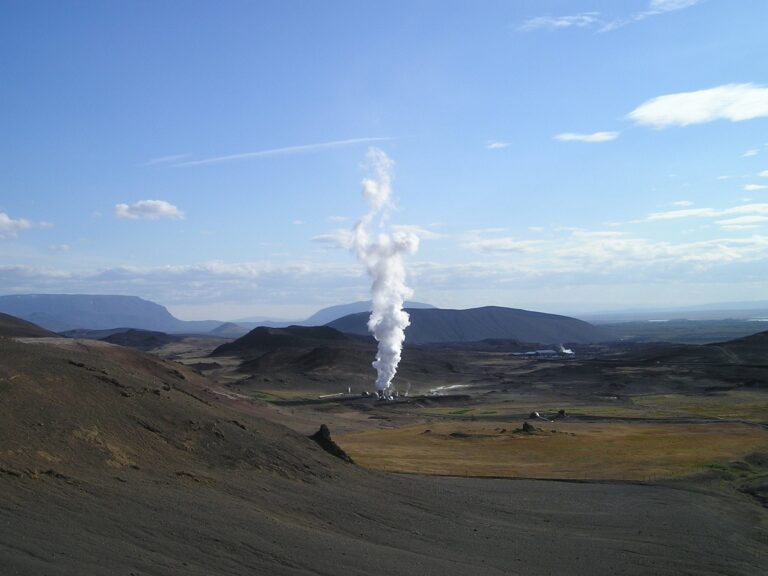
(415, 390), (768, 422)
(338, 420), (768, 481)
(630, 392), (768, 423)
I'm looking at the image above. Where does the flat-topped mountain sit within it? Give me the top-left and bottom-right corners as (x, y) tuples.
(0, 294), (221, 333)
(328, 306), (607, 345)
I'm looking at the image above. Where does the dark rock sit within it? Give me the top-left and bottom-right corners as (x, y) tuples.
(522, 421), (536, 433)
(308, 425), (354, 464)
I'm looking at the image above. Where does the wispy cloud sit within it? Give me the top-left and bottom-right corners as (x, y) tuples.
(114, 200), (185, 220)
(759, 170), (768, 178)
(143, 154), (190, 166)
(644, 203), (768, 231)
(312, 230), (354, 249)
(464, 237), (548, 253)
(745, 184), (768, 191)
(601, 0), (702, 31)
(646, 207), (719, 220)
(716, 215), (768, 230)
(629, 84), (768, 128)
(520, 1), (702, 33)
(174, 137), (396, 167)
(519, 12), (600, 31)
(328, 215), (349, 223)
(456, 226), (768, 283)
(0, 260), (361, 309)
(554, 131), (619, 143)
(391, 224), (444, 240)
(486, 141), (511, 150)
(743, 149), (759, 157)
(0, 212), (32, 239)
(671, 200), (694, 207)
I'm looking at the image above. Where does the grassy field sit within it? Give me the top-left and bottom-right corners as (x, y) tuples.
(338, 420), (768, 481)
(630, 392), (768, 422)
(413, 389), (768, 423)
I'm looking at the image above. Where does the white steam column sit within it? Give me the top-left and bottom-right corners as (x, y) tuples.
(350, 148), (419, 396)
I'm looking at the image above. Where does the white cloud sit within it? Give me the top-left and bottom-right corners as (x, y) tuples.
(645, 203), (768, 222)
(467, 239), (538, 254)
(743, 149), (759, 157)
(48, 244), (71, 252)
(173, 137), (396, 167)
(519, 12), (600, 31)
(671, 200), (694, 207)
(716, 215), (768, 227)
(114, 200), (184, 220)
(629, 84), (768, 128)
(486, 141), (511, 150)
(391, 224), (444, 240)
(554, 131), (619, 143)
(744, 184), (768, 191)
(328, 215), (349, 222)
(453, 226), (768, 287)
(312, 230), (354, 249)
(0, 212), (32, 239)
(759, 170), (768, 178)
(646, 207), (719, 220)
(292, 219), (305, 225)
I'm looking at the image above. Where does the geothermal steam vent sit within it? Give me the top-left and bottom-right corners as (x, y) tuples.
(350, 148), (419, 398)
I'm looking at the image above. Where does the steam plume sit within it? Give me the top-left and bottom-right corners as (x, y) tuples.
(351, 148), (419, 393)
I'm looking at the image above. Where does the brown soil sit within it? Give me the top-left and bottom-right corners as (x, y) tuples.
(2, 336), (767, 575)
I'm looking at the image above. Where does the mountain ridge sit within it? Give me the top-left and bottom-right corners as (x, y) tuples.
(0, 294), (221, 333)
(328, 305), (607, 344)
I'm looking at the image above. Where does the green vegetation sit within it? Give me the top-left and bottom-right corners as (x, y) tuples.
(339, 421), (768, 481)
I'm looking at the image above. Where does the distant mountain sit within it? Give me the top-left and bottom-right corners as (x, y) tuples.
(327, 306), (607, 345)
(0, 294), (221, 333)
(210, 322), (251, 337)
(303, 300), (435, 326)
(0, 313), (57, 338)
(233, 300), (436, 328)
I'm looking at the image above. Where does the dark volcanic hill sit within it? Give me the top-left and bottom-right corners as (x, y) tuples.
(328, 306), (607, 345)
(0, 293), (221, 333)
(210, 325), (472, 393)
(716, 330), (768, 365)
(622, 330), (768, 367)
(210, 321), (250, 337)
(101, 328), (182, 351)
(211, 325), (351, 359)
(0, 313), (57, 338)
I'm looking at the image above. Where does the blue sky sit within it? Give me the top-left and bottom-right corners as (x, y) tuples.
(2, 0), (768, 320)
